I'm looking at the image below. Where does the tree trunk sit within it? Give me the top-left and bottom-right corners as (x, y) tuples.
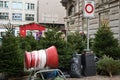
(109, 72), (112, 77)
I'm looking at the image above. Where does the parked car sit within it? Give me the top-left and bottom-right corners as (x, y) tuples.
(29, 69), (66, 80)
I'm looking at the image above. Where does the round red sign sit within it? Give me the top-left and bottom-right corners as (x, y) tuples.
(85, 3), (94, 14)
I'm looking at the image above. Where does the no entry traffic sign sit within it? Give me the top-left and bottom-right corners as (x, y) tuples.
(85, 3), (94, 13)
(83, 1), (95, 18)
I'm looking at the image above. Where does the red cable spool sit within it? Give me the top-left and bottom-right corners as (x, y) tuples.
(36, 51), (40, 67)
(25, 52), (31, 69)
(31, 51), (36, 67)
(25, 46), (58, 70)
(46, 46), (58, 68)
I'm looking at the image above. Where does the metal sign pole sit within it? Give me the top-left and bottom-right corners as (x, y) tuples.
(86, 17), (89, 51)
(84, 0), (95, 51)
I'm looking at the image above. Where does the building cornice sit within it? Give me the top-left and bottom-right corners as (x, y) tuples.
(60, 0), (76, 9)
(96, 0), (119, 8)
(60, 0), (68, 9)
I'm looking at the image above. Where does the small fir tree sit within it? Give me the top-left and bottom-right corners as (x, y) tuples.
(37, 27), (73, 69)
(0, 24), (24, 77)
(67, 32), (86, 54)
(93, 22), (119, 58)
(97, 55), (120, 77)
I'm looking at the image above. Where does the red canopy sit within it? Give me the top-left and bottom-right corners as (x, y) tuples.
(20, 23), (46, 37)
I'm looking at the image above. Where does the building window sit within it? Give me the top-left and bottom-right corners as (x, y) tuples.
(68, 5), (75, 16)
(0, 1), (9, 8)
(25, 3), (35, 10)
(1, 32), (6, 37)
(12, 13), (22, 21)
(26, 30), (32, 36)
(25, 14), (34, 21)
(0, 12), (9, 20)
(99, 12), (109, 26)
(12, 2), (22, 9)
(0, 1), (3, 8)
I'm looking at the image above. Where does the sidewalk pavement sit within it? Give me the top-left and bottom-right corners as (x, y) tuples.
(67, 75), (120, 80)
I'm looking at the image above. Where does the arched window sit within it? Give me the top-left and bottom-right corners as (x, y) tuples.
(68, 5), (75, 16)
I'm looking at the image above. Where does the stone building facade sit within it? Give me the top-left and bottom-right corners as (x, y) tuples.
(61, 0), (120, 41)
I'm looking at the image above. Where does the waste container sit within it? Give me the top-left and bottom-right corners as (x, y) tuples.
(81, 50), (96, 76)
(70, 53), (82, 78)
